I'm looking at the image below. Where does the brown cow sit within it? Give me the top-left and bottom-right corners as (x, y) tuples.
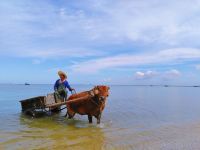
(65, 85), (110, 124)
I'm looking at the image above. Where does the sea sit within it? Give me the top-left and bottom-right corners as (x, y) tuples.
(1, 84), (200, 150)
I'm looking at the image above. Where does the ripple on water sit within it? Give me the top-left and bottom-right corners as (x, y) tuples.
(1, 85), (200, 149)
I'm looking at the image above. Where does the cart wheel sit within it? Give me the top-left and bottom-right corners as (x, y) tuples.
(24, 109), (36, 117)
(64, 113), (68, 117)
(49, 106), (62, 113)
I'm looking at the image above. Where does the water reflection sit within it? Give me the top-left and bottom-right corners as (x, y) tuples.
(16, 113), (106, 149)
(2, 85), (200, 149)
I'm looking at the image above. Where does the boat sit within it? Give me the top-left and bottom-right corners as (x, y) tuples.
(25, 83), (30, 85)
(193, 85), (200, 87)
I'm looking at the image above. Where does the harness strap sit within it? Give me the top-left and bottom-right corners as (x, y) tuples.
(86, 89), (100, 106)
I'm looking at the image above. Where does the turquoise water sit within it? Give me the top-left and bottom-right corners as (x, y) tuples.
(1, 84), (200, 149)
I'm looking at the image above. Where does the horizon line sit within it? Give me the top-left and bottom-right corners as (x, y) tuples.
(0, 83), (200, 87)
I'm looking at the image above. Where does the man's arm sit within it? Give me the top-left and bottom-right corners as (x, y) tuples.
(54, 80), (59, 91)
(65, 81), (73, 91)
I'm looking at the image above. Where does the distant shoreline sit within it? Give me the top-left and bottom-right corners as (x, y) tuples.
(0, 83), (200, 88)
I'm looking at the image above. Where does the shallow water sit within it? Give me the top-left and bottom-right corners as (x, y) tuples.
(1, 84), (200, 149)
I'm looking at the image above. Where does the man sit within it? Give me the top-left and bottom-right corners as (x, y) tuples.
(54, 71), (74, 102)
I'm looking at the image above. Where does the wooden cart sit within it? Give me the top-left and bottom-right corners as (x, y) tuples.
(20, 93), (68, 117)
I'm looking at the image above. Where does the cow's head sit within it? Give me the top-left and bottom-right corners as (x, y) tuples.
(93, 85), (110, 101)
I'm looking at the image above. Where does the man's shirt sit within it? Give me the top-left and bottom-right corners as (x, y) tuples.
(54, 79), (72, 91)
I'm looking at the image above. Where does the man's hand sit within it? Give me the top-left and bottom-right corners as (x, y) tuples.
(70, 88), (76, 94)
(70, 88), (75, 91)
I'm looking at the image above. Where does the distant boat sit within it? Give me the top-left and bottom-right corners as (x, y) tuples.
(193, 85), (200, 87)
(25, 83), (30, 85)
(164, 85), (169, 87)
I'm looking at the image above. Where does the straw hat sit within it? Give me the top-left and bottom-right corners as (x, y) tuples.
(58, 70), (67, 78)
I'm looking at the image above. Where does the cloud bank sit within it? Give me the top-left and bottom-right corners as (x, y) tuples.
(1, 0), (200, 58)
(1, 0), (200, 84)
(72, 48), (200, 73)
(134, 69), (181, 80)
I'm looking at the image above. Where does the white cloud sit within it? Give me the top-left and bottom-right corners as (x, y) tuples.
(135, 71), (158, 79)
(135, 71), (145, 79)
(1, 0), (200, 59)
(195, 64), (200, 70)
(70, 0), (200, 45)
(135, 69), (181, 80)
(162, 69), (181, 80)
(3, 48), (104, 59)
(165, 69), (181, 77)
(32, 59), (41, 65)
(1, 0), (200, 85)
(72, 48), (200, 73)
(102, 78), (112, 83)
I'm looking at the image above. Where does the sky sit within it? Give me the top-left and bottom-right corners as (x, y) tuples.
(1, 0), (200, 85)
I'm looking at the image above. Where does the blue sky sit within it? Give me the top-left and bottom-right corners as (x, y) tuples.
(1, 0), (200, 85)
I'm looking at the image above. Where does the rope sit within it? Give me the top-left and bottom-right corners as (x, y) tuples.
(67, 87), (102, 107)
(70, 89), (77, 95)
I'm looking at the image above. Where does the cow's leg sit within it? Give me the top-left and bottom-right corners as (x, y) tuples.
(97, 113), (102, 124)
(88, 115), (93, 123)
(67, 110), (75, 119)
